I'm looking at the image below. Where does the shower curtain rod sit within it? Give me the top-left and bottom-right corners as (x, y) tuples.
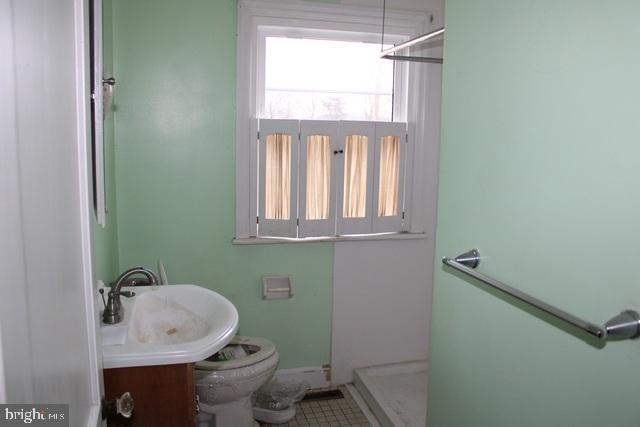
(380, 54), (443, 64)
(380, 27), (445, 58)
(378, 0), (444, 65)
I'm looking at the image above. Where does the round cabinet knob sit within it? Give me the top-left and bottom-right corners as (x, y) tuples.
(116, 392), (134, 419)
(102, 391), (134, 421)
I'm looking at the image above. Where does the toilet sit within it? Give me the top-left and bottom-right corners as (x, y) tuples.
(195, 336), (279, 427)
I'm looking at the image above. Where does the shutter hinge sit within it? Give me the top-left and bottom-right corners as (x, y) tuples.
(257, 131), (260, 140)
(402, 211), (405, 219)
(405, 133), (409, 143)
(256, 216), (259, 224)
(296, 218), (300, 226)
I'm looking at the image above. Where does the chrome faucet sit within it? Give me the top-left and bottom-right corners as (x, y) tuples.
(102, 266), (159, 324)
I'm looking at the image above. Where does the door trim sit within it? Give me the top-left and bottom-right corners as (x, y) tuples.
(74, 0), (104, 425)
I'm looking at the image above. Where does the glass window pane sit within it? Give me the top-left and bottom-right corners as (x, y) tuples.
(378, 136), (401, 217)
(306, 135), (331, 220)
(264, 37), (394, 121)
(265, 133), (292, 220)
(343, 135), (368, 218)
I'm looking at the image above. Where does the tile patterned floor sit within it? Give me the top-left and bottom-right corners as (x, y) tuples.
(259, 386), (371, 426)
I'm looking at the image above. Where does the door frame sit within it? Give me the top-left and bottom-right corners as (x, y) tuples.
(74, 0), (104, 424)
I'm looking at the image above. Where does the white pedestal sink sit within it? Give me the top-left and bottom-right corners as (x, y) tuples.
(102, 284), (238, 369)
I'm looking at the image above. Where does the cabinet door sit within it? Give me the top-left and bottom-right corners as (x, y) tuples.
(104, 363), (196, 426)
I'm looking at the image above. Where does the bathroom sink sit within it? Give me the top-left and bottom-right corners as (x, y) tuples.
(102, 284), (238, 369)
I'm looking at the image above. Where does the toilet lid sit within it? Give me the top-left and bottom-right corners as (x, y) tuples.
(196, 336), (277, 371)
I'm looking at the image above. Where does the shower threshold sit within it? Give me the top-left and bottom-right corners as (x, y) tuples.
(353, 360), (427, 427)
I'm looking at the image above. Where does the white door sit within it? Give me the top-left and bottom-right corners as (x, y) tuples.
(0, 0), (103, 425)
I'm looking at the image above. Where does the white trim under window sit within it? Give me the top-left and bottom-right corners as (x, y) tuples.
(236, 0), (435, 241)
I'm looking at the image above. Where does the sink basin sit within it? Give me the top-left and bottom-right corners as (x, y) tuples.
(102, 284), (239, 369)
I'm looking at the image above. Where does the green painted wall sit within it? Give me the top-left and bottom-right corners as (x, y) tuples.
(110, 0), (333, 369)
(428, 1), (640, 426)
(92, 0), (119, 284)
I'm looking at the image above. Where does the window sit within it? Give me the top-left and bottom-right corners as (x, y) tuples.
(304, 134), (331, 220)
(262, 36), (395, 121)
(258, 120), (299, 237)
(343, 135), (369, 218)
(299, 120), (338, 237)
(256, 120), (409, 238)
(378, 136), (401, 216)
(236, 1), (432, 240)
(264, 133), (292, 220)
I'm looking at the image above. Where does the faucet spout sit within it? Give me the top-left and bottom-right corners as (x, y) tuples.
(103, 266), (159, 325)
(112, 266), (159, 294)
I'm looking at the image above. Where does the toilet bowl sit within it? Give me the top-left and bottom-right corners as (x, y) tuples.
(195, 336), (278, 427)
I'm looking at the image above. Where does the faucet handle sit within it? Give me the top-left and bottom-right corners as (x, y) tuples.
(111, 290), (136, 298)
(99, 288), (107, 309)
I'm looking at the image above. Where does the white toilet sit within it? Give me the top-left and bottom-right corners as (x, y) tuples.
(195, 336), (279, 427)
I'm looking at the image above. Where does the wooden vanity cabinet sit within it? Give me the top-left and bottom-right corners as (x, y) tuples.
(104, 363), (197, 426)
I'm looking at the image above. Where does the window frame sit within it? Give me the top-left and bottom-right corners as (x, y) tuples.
(236, 0), (434, 240)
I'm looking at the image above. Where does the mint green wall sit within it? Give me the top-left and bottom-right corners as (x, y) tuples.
(92, 0), (119, 283)
(110, 0), (332, 369)
(428, 1), (640, 426)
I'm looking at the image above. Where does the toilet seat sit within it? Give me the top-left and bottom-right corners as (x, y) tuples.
(196, 336), (276, 371)
(195, 336), (279, 426)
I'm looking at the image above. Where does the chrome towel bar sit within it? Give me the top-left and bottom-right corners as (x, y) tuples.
(442, 249), (640, 341)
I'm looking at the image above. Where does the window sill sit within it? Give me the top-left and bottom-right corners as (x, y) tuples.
(232, 232), (428, 245)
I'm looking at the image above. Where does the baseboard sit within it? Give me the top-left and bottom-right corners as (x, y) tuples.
(274, 366), (331, 389)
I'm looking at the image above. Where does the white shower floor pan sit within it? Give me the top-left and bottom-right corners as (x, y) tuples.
(353, 360), (427, 427)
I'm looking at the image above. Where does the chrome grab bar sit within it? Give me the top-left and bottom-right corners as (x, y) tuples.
(442, 249), (640, 341)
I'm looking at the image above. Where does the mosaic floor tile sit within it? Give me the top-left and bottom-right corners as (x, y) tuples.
(259, 386), (372, 427)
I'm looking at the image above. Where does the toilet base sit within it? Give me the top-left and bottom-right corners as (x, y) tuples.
(199, 396), (256, 427)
